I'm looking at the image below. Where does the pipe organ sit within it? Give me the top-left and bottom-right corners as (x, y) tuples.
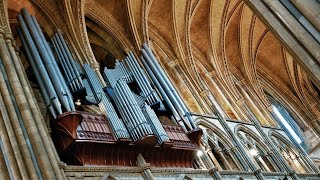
(17, 8), (202, 168)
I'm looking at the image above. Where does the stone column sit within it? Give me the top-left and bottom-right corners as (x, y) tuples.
(265, 151), (281, 172)
(290, 0), (320, 31)
(226, 147), (243, 170)
(137, 154), (154, 180)
(208, 167), (222, 180)
(214, 148), (232, 170)
(0, 146), (10, 179)
(0, 28), (37, 179)
(6, 32), (65, 179)
(255, 153), (271, 172)
(207, 148), (222, 170)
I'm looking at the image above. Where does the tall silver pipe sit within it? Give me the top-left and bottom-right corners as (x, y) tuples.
(51, 37), (76, 91)
(30, 15), (75, 111)
(142, 44), (189, 114)
(142, 104), (169, 144)
(126, 57), (151, 103)
(83, 64), (104, 101)
(115, 84), (141, 128)
(142, 45), (197, 129)
(99, 96), (130, 140)
(56, 31), (83, 88)
(129, 52), (156, 95)
(54, 34), (81, 89)
(20, 9), (72, 112)
(111, 94), (137, 140)
(118, 80), (147, 126)
(141, 50), (192, 129)
(140, 56), (180, 124)
(126, 56), (156, 105)
(119, 80), (153, 136)
(114, 81), (153, 140)
(52, 35), (76, 90)
(17, 15), (62, 114)
(18, 28), (57, 118)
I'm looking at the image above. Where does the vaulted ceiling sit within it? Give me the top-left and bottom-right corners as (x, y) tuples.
(6, 0), (320, 121)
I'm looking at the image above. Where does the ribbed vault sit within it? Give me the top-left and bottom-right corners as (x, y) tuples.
(6, 0), (320, 147)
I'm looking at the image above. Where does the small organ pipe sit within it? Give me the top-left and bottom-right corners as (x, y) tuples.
(56, 31), (83, 88)
(54, 34), (81, 90)
(51, 37), (76, 91)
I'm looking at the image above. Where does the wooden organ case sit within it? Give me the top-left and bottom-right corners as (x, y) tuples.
(18, 8), (202, 169)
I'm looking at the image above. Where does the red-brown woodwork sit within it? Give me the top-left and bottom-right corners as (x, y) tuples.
(52, 111), (200, 168)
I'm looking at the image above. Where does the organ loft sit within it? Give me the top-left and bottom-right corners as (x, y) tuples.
(0, 0), (319, 179)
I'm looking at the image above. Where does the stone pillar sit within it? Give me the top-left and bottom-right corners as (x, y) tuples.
(208, 167), (222, 180)
(214, 148), (232, 170)
(199, 146), (217, 170)
(289, 0), (320, 31)
(0, 28), (38, 179)
(0, 145), (10, 179)
(265, 151), (281, 172)
(226, 147), (243, 170)
(6, 32), (65, 179)
(255, 154), (271, 172)
(136, 154), (154, 180)
(207, 148), (222, 170)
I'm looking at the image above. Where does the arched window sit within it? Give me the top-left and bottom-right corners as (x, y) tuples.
(265, 92), (309, 150)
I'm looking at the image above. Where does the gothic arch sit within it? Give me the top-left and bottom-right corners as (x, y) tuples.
(235, 125), (278, 172)
(235, 125), (271, 154)
(196, 119), (242, 170)
(269, 130), (312, 173)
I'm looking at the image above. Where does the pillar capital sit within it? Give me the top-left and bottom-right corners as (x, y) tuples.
(253, 168), (262, 175)
(206, 71), (216, 77)
(209, 167), (218, 173)
(167, 59), (179, 68)
(235, 79), (246, 86)
(200, 90), (210, 97)
(236, 98), (245, 105)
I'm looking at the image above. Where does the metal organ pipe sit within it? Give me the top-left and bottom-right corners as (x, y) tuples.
(54, 34), (82, 90)
(140, 56), (180, 126)
(18, 29), (58, 118)
(142, 44), (197, 129)
(128, 52), (160, 102)
(31, 16), (74, 111)
(51, 37), (76, 91)
(20, 9), (74, 112)
(126, 56), (153, 104)
(17, 15), (62, 115)
(141, 49), (192, 130)
(142, 104), (170, 144)
(126, 54), (157, 105)
(56, 31), (83, 89)
(142, 44), (189, 113)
